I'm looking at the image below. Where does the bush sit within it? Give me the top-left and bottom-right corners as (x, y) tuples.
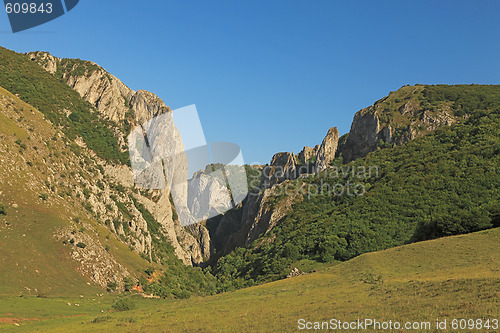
(90, 315), (111, 324)
(172, 289), (191, 299)
(111, 298), (136, 311)
(123, 277), (135, 291)
(82, 188), (91, 199)
(76, 242), (87, 249)
(107, 281), (117, 292)
(0, 204), (7, 215)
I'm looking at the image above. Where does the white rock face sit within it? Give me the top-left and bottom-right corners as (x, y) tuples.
(65, 70), (133, 123)
(187, 171), (232, 221)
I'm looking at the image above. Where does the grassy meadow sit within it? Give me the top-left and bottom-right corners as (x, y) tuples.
(0, 227), (497, 332)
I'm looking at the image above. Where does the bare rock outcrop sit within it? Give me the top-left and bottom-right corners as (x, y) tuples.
(187, 171), (233, 221)
(28, 51), (133, 123)
(28, 51), (59, 74)
(315, 127), (339, 171)
(287, 267), (306, 278)
(244, 182), (303, 246)
(340, 94), (459, 163)
(65, 70), (133, 123)
(340, 108), (381, 163)
(213, 178), (304, 255)
(261, 152), (298, 189)
(297, 145), (319, 164)
(57, 227), (131, 290)
(130, 90), (170, 126)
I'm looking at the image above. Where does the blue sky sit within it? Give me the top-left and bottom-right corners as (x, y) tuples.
(1, 0), (499, 164)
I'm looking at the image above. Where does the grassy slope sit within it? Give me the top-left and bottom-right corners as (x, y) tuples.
(0, 85), (96, 296)
(0, 85), (153, 296)
(0, 206), (99, 296)
(0, 227), (497, 332)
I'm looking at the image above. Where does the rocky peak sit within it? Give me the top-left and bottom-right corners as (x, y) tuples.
(28, 51), (59, 74)
(315, 127), (339, 171)
(130, 90), (171, 126)
(262, 152), (298, 188)
(297, 145), (319, 165)
(340, 108), (381, 163)
(28, 51), (134, 123)
(338, 86), (462, 163)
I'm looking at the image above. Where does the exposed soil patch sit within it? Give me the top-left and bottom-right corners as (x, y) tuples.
(0, 317), (40, 324)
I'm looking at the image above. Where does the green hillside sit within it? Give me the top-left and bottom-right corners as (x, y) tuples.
(0, 227), (497, 332)
(0, 47), (128, 164)
(0, 84), (215, 298)
(213, 85), (500, 290)
(0, 85), (149, 296)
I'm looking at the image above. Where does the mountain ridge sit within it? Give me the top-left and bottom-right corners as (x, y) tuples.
(1, 45), (499, 299)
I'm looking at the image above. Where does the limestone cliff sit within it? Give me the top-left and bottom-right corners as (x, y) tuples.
(213, 180), (304, 255)
(187, 171), (233, 221)
(340, 108), (382, 162)
(27, 51), (211, 266)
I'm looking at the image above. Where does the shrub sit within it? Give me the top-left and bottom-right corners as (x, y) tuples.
(111, 298), (136, 311)
(107, 281), (117, 292)
(82, 188), (91, 199)
(0, 204), (7, 215)
(173, 289), (191, 299)
(76, 242), (87, 249)
(123, 277), (135, 291)
(90, 315), (111, 324)
(119, 317), (137, 324)
(83, 202), (93, 212)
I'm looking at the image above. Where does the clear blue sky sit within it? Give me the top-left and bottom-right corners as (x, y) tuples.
(1, 0), (499, 164)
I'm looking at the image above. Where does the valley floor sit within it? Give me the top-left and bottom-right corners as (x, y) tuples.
(0, 228), (498, 332)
